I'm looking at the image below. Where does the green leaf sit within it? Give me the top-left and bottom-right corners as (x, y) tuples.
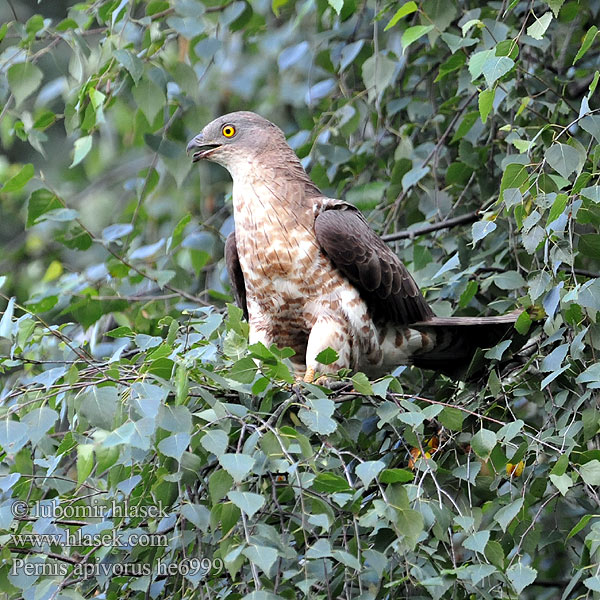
(545, 143), (581, 179)
(472, 220), (496, 244)
(132, 78), (165, 122)
(209, 470), (233, 504)
(546, 0), (564, 18)
(228, 357), (257, 383)
(514, 310), (531, 334)
(219, 453), (255, 483)
(80, 385), (118, 430)
(168, 213), (191, 251)
(576, 362), (600, 385)
(478, 88), (495, 123)
(580, 115), (600, 142)
(549, 473), (573, 495)
(547, 192), (569, 224)
(158, 404), (192, 433)
(500, 163), (529, 202)
(355, 460), (385, 487)
(158, 432), (191, 461)
(351, 372), (373, 395)
(581, 186), (600, 203)
(400, 166), (428, 192)
(396, 508), (424, 550)
(590, 70), (600, 95)
(379, 468), (414, 483)
(402, 25), (434, 51)
(77, 444), (94, 485)
(70, 135), (93, 168)
(580, 459), (600, 486)
(435, 52), (466, 82)
(459, 281), (478, 309)
(306, 538), (332, 559)
(243, 593), (284, 600)
(527, 12), (552, 40)
(550, 453), (569, 476)
(0, 418), (29, 454)
(464, 564), (497, 585)
(228, 490), (265, 518)
(567, 514), (596, 539)
(327, 0), (343, 14)
(484, 339), (512, 361)
(7, 62), (43, 107)
(468, 49), (494, 81)
(463, 530), (490, 554)
(243, 544), (279, 575)
(573, 25), (598, 65)
(362, 55), (397, 102)
(2, 163), (34, 193)
(421, 0), (456, 38)
(494, 498), (523, 532)
(441, 32), (477, 53)
(385, 1), (418, 30)
(507, 563), (537, 595)
(493, 270), (526, 290)
(540, 343), (568, 372)
(579, 234), (600, 259)
(271, 0), (289, 16)
(438, 406), (465, 430)
(482, 56), (514, 87)
(200, 429), (229, 457)
(21, 407), (58, 444)
(114, 49), (144, 83)
(315, 347), (339, 365)
(298, 398), (337, 435)
(584, 576), (600, 593)
(471, 428), (497, 460)
(312, 473), (351, 493)
(102, 223), (133, 242)
(181, 503), (210, 532)
(451, 111), (478, 143)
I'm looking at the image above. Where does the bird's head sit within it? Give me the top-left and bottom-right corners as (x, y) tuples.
(186, 111), (287, 170)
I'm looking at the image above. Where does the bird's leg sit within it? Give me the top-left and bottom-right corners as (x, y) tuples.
(304, 317), (350, 385)
(303, 366), (317, 383)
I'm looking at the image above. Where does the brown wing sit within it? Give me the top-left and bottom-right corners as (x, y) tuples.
(314, 205), (434, 325)
(224, 231), (248, 320)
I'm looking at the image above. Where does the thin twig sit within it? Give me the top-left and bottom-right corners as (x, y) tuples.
(381, 210), (483, 242)
(385, 91), (478, 230)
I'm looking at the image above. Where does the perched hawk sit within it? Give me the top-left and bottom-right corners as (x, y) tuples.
(187, 112), (520, 380)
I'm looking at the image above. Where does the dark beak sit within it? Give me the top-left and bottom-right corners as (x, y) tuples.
(186, 134), (221, 162)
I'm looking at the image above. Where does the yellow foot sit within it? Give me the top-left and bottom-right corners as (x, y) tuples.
(297, 368), (331, 387)
(303, 366), (316, 383)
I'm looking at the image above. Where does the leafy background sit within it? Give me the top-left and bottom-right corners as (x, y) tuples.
(1, 0), (600, 598)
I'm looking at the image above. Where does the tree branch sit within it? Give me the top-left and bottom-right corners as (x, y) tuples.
(381, 210), (482, 242)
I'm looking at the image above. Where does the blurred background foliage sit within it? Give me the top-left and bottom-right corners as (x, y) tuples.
(1, 0), (600, 598)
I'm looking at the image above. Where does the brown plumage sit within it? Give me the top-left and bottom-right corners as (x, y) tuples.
(187, 111), (522, 379)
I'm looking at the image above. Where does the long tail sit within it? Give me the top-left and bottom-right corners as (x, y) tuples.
(409, 310), (524, 378)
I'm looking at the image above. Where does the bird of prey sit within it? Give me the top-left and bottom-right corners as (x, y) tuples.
(187, 111), (521, 381)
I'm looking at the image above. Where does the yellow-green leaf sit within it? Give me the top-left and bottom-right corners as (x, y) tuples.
(385, 1), (418, 31)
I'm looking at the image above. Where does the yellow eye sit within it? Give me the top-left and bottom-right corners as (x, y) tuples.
(222, 125), (236, 138)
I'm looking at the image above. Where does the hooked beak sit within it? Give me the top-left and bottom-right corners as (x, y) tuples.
(186, 134), (221, 162)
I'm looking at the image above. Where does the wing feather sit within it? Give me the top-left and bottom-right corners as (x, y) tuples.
(224, 231), (248, 320)
(314, 205), (433, 325)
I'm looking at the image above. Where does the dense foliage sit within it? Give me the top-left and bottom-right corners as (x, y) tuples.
(1, 0), (600, 598)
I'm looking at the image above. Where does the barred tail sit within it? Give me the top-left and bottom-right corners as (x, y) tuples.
(409, 310), (524, 378)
